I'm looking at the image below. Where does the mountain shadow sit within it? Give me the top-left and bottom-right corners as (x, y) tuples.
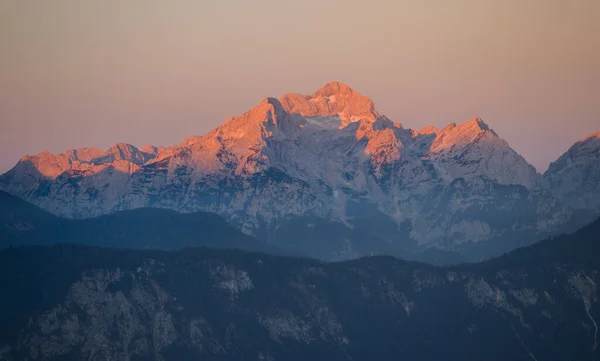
(0, 190), (283, 255)
(0, 217), (599, 360)
(0, 191), (472, 265)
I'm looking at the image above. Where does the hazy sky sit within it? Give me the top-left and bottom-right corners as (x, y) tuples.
(1, 0), (598, 173)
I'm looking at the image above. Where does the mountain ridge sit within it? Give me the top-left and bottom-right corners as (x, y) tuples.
(0, 189), (468, 265)
(0, 216), (599, 361)
(0, 82), (597, 260)
(0, 190), (284, 255)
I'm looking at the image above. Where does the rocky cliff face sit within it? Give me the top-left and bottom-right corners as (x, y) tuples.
(0, 82), (591, 259)
(544, 132), (600, 213)
(1, 218), (600, 361)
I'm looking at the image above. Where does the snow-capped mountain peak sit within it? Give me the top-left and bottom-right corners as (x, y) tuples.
(429, 117), (498, 154)
(1, 82), (591, 260)
(280, 81), (380, 127)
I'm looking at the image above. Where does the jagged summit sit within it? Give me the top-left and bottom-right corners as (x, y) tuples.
(60, 147), (105, 162)
(469, 116), (488, 128)
(466, 117), (497, 135)
(415, 125), (437, 135)
(446, 117), (496, 133)
(580, 130), (600, 142)
(545, 129), (600, 211)
(280, 81), (379, 127)
(214, 97), (287, 137)
(429, 117), (499, 153)
(6, 143), (163, 182)
(19, 143), (156, 165)
(313, 81), (357, 97)
(179, 97), (288, 149)
(0, 82), (590, 259)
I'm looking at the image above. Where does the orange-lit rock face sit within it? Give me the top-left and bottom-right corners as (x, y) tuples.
(415, 125), (437, 135)
(429, 118), (493, 154)
(280, 82), (380, 127)
(1, 82), (588, 252)
(9, 143), (165, 184)
(2, 83), (542, 197)
(580, 131), (600, 142)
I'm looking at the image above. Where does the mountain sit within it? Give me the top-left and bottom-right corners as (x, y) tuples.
(0, 82), (592, 260)
(0, 190), (464, 265)
(545, 131), (600, 213)
(0, 218), (599, 361)
(0, 190), (281, 255)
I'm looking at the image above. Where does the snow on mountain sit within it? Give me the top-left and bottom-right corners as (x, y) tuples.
(544, 131), (600, 213)
(0, 82), (587, 259)
(426, 118), (542, 189)
(280, 81), (380, 127)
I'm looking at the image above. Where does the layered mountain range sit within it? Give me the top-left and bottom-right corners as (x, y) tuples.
(0, 190), (283, 255)
(1, 82), (598, 260)
(1, 218), (600, 361)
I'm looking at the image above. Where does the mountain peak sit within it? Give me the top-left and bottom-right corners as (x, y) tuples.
(313, 81), (356, 97)
(258, 97), (285, 110)
(202, 96), (287, 147)
(279, 82), (379, 127)
(107, 143), (137, 155)
(465, 117), (491, 130)
(97, 143), (152, 165)
(416, 125), (438, 135)
(579, 130), (600, 142)
(460, 117), (498, 136)
(545, 129), (600, 211)
(139, 144), (164, 156)
(430, 117), (501, 154)
(245, 97), (287, 124)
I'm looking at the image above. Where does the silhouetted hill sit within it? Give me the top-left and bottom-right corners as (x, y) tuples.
(0, 190), (282, 254)
(0, 217), (599, 361)
(481, 216), (600, 269)
(0, 191), (466, 265)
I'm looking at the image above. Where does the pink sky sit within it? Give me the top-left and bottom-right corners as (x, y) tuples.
(1, 0), (598, 173)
